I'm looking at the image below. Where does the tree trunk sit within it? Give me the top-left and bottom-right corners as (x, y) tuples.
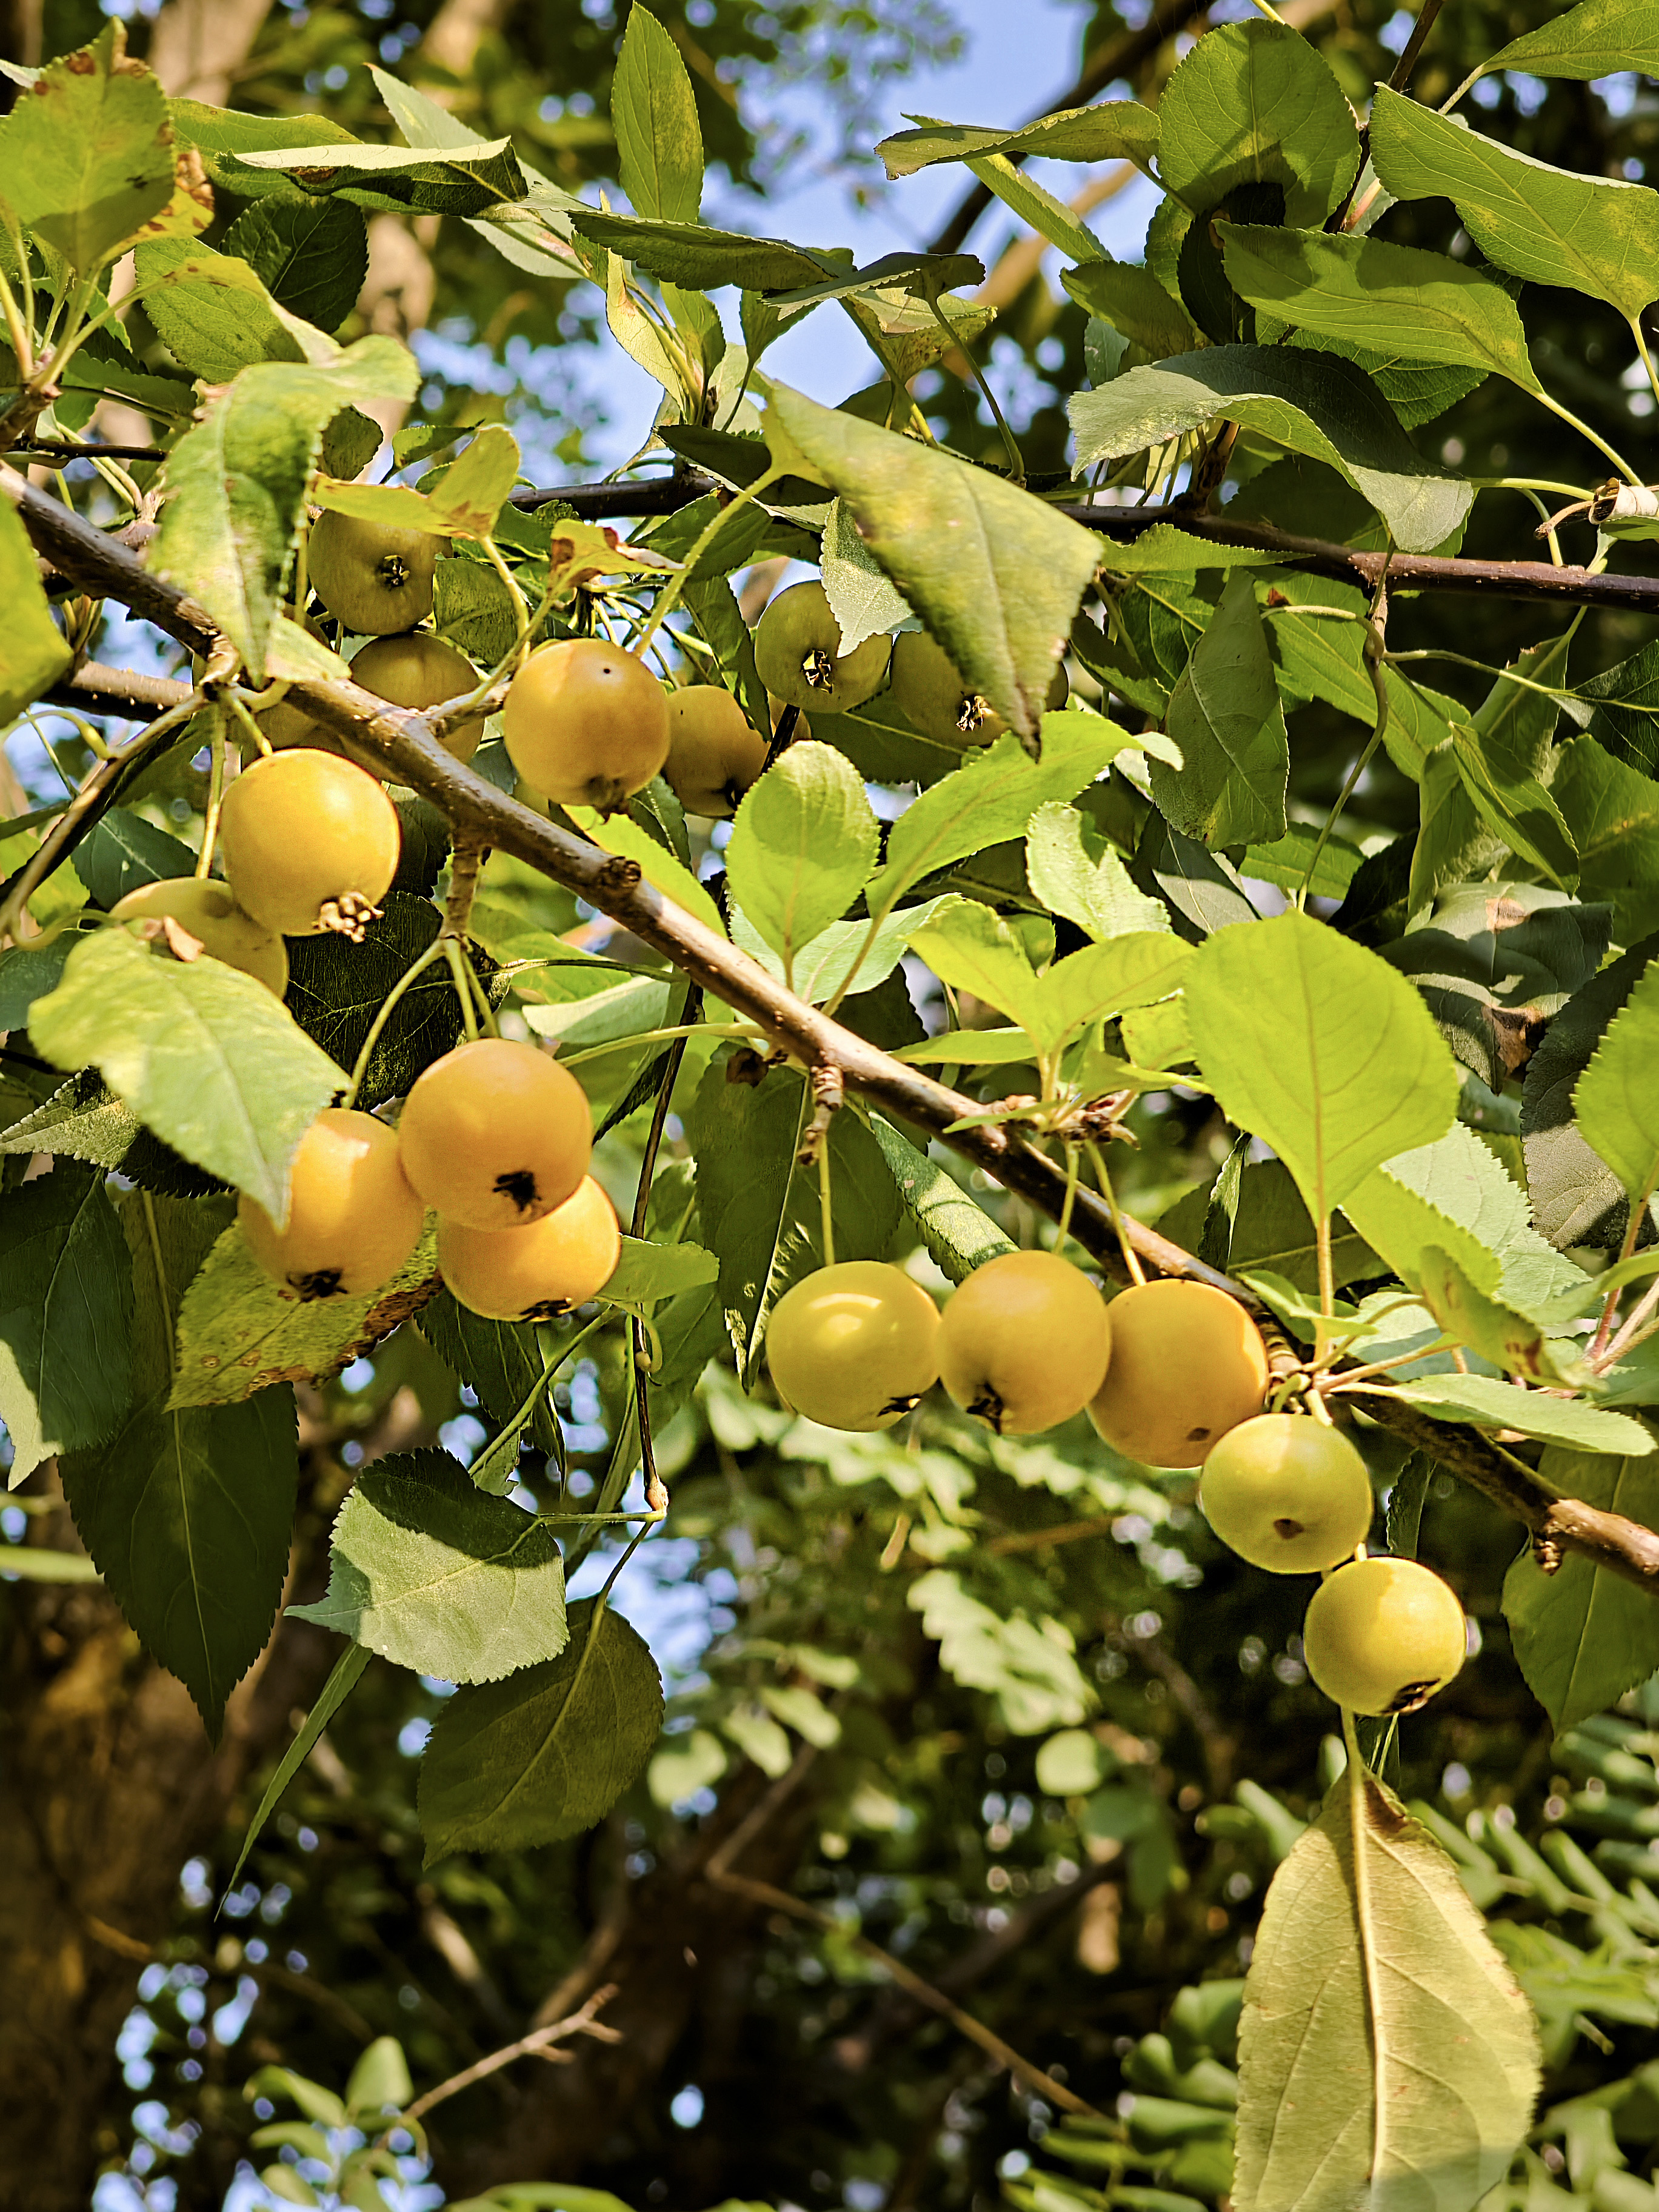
(0, 1557), (338, 2210)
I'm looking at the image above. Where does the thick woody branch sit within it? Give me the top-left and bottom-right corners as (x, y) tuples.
(512, 471), (1659, 619)
(8, 462), (1659, 1598)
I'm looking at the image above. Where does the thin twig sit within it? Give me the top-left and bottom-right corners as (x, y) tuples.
(395, 1985), (623, 2130)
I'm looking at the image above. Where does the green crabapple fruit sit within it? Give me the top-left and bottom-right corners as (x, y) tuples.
(1198, 1413), (1374, 1573)
(752, 581), (890, 715)
(308, 511), (438, 635)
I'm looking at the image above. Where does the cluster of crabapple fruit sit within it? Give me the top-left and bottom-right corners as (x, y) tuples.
(767, 1262), (1466, 1719)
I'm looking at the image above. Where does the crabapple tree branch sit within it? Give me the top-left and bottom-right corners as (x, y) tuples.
(8, 462), (1659, 1599)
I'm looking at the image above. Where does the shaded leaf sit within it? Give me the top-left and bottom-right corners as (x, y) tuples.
(60, 1191), (297, 1737)
(1222, 224), (1541, 394)
(0, 24), (173, 271)
(612, 2), (703, 224)
(72, 808), (196, 909)
(0, 497), (72, 726)
(1152, 569), (1288, 848)
(877, 99), (1158, 178)
(222, 194), (370, 334)
(285, 894), (484, 1109)
(1158, 19), (1358, 227)
(0, 1164), (134, 1484)
(1157, 1160), (1380, 1296)
(1069, 346), (1470, 555)
(418, 1599), (663, 1860)
(1575, 958), (1659, 1204)
(867, 1116), (1016, 1284)
(1504, 1448), (1659, 1730)
(1521, 930), (1659, 1253)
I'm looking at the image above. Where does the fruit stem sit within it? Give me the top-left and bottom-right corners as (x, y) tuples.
(221, 688), (275, 758)
(341, 938), (448, 1108)
(443, 934), (482, 1042)
(1085, 1140), (1144, 1285)
(818, 1141), (836, 1268)
(632, 462), (785, 663)
(924, 291), (1024, 487)
(1056, 1142), (1080, 1248)
(194, 713), (227, 881)
(1315, 1212), (1336, 1319)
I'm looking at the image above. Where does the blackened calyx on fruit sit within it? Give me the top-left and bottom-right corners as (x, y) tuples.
(290, 1267), (345, 1301)
(1272, 1516), (1304, 1540)
(802, 647), (836, 689)
(968, 1388), (1004, 1433)
(375, 554), (412, 590)
(524, 1298), (574, 1321)
(880, 1394), (923, 1418)
(956, 694), (990, 734)
(495, 1168), (538, 1212)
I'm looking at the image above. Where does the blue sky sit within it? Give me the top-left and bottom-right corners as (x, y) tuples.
(563, 0), (1172, 468)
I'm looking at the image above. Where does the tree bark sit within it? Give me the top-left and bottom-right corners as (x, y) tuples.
(0, 1542), (339, 2210)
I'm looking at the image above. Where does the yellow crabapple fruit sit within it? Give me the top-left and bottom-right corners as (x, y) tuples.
(308, 511), (437, 634)
(219, 750), (401, 939)
(349, 633), (486, 765)
(397, 1037), (592, 1231)
(752, 581), (890, 714)
(766, 1261), (941, 1431)
(437, 1174), (621, 1321)
(239, 1107), (424, 1301)
(938, 1250), (1110, 1436)
(1087, 1279), (1269, 1468)
(663, 685), (771, 818)
(502, 638), (669, 813)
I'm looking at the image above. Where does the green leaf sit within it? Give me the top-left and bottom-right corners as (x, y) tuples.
(345, 2036), (413, 2121)
(1157, 19), (1359, 226)
(319, 405), (384, 482)
(1485, 0), (1659, 82)
(222, 194), (371, 335)
(29, 928), (341, 1225)
(1504, 1449), (1659, 1730)
(612, 2), (703, 224)
(907, 900), (1043, 1042)
(1063, 259), (1198, 358)
(223, 1642), (370, 1889)
(1152, 570), (1288, 848)
(0, 1164), (134, 1484)
(285, 895), (479, 1111)
(289, 1449), (567, 1682)
(418, 1290), (559, 1460)
(1386, 1373), (1654, 1456)
(152, 339), (418, 681)
(1578, 639), (1659, 777)
(867, 1116), (1016, 1284)
(1156, 1160), (1380, 1296)
(768, 383), (1101, 751)
(0, 24), (173, 271)
(1184, 910), (1461, 1224)
(1035, 934), (1193, 1049)
(1234, 1767), (1538, 2212)
(1449, 723), (1576, 890)
(314, 422), (522, 542)
(602, 1235), (718, 1310)
(959, 153), (1109, 270)
(876, 98), (1158, 178)
(1025, 802), (1170, 941)
(235, 133), (526, 218)
(60, 1191), (298, 1737)
(170, 1216), (437, 1410)
(819, 496), (910, 654)
(418, 1599), (663, 1861)
(569, 208), (841, 293)
(730, 895), (952, 1009)
(1069, 347), (1471, 555)
(726, 741), (878, 977)
(0, 497), (72, 725)
(134, 238), (318, 380)
(1221, 225), (1542, 395)
(1242, 827), (1362, 901)
(1349, 1122), (1583, 1314)
(1575, 959), (1659, 1204)
(689, 1058), (901, 1379)
(874, 723), (1132, 915)
(908, 1569), (1093, 1734)
(1370, 88), (1659, 322)
(1522, 928), (1659, 1253)
(72, 808), (197, 908)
